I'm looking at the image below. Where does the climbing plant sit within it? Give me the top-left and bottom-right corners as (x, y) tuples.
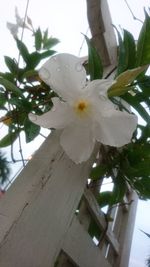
(0, 9), (150, 206)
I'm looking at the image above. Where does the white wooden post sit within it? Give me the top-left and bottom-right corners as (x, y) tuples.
(0, 1), (138, 266)
(0, 132), (99, 266)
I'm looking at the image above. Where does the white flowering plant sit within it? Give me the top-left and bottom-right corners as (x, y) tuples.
(0, 10), (150, 204)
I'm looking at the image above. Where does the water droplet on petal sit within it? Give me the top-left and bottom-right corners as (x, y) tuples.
(39, 67), (51, 81)
(52, 56), (57, 61)
(65, 64), (69, 70)
(57, 67), (61, 72)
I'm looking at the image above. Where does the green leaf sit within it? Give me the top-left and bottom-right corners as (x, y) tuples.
(24, 118), (40, 143)
(4, 56), (18, 74)
(136, 11), (150, 66)
(123, 30), (136, 69)
(137, 75), (150, 97)
(43, 29), (48, 44)
(43, 37), (60, 50)
(0, 77), (23, 97)
(26, 50), (56, 69)
(34, 28), (42, 51)
(39, 50), (56, 60)
(0, 131), (19, 147)
(114, 27), (127, 75)
(90, 164), (107, 181)
(126, 162), (150, 177)
(133, 177), (150, 199)
(0, 72), (14, 82)
(88, 219), (101, 240)
(121, 93), (150, 124)
(16, 39), (30, 63)
(97, 191), (113, 207)
(97, 174), (127, 207)
(85, 35), (103, 80)
(108, 66), (147, 97)
(22, 70), (39, 82)
(111, 174), (127, 204)
(0, 92), (6, 107)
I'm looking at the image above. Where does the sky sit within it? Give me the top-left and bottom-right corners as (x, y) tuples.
(0, 0), (150, 266)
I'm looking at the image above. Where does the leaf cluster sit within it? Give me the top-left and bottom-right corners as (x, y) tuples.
(0, 12), (150, 204)
(0, 27), (59, 147)
(0, 151), (10, 184)
(86, 11), (150, 205)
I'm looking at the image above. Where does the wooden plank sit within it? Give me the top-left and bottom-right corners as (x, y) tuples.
(84, 189), (120, 255)
(86, 0), (117, 68)
(114, 191), (138, 267)
(63, 216), (111, 267)
(0, 132), (98, 267)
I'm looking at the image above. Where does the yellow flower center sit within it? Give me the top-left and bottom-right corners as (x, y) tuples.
(74, 100), (90, 116)
(78, 102), (87, 111)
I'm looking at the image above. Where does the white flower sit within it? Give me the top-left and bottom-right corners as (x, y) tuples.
(15, 7), (24, 28)
(29, 53), (138, 164)
(7, 22), (19, 38)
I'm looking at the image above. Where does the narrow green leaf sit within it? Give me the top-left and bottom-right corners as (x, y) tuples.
(43, 29), (48, 44)
(0, 92), (6, 106)
(26, 50), (56, 69)
(122, 93), (150, 124)
(85, 35), (103, 80)
(4, 56), (18, 74)
(0, 72), (14, 82)
(0, 131), (19, 147)
(136, 11), (150, 66)
(43, 37), (60, 50)
(108, 66), (147, 97)
(24, 118), (40, 143)
(114, 26), (126, 75)
(16, 39), (30, 63)
(39, 50), (56, 60)
(0, 77), (23, 97)
(124, 30), (136, 69)
(34, 28), (42, 51)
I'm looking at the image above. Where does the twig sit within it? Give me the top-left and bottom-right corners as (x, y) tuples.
(124, 0), (143, 24)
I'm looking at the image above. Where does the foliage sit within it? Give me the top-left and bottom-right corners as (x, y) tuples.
(0, 22), (59, 148)
(0, 12), (150, 205)
(147, 257), (150, 267)
(0, 151), (10, 184)
(89, 11), (150, 206)
(140, 230), (150, 267)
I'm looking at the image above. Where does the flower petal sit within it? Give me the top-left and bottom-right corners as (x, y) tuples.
(60, 121), (95, 163)
(7, 22), (18, 38)
(39, 53), (86, 101)
(94, 110), (138, 147)
(29, 97), (74, 129)
(85, 79), (114, 99)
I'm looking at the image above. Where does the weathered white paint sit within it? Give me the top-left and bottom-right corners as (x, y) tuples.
(0, 132), (98, 266)
(63, 216), (111, 267)
(115, 191), (138, 267)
